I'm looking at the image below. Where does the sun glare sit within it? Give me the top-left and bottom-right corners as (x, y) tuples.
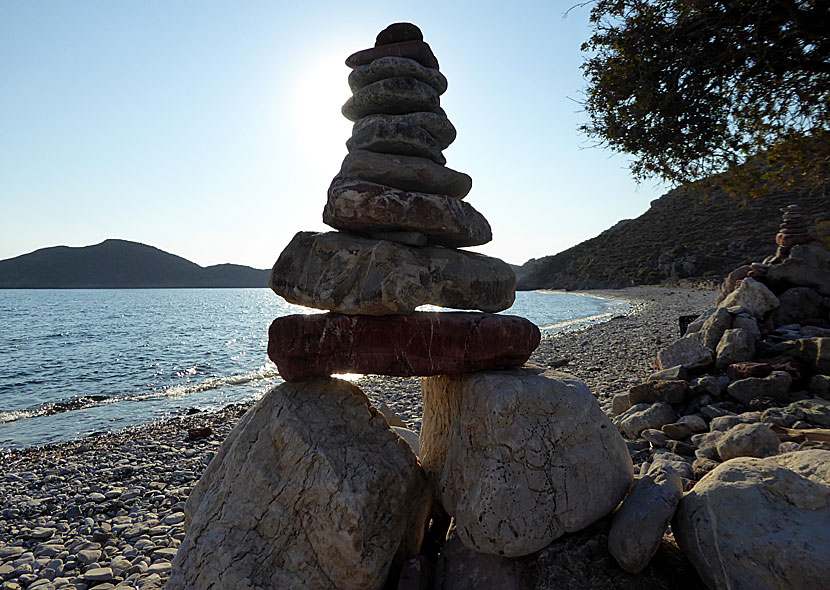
(291, 53), (353, 175)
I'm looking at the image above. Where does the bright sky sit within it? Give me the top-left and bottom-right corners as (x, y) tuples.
(0, 1), (669, 269)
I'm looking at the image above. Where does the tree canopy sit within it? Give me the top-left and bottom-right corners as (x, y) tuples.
(580, 0), (830, 194)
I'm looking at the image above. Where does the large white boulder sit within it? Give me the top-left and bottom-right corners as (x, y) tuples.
(674, 450), (830, 590)
(420, 368), (632, 557)
(718, 277), (779, 317)
(167, 378), (431, 590)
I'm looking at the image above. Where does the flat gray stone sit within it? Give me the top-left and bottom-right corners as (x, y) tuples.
(614, 402), (677, 439)
(716, 423), (780, 461)
(342, 77), (440, 121)
(348, 117), (445, 164)
(352, 112), (456, 150)
(323, 177), (491, 248)
(608, 463), (684, 573)
(340, 149), (471, 198)
(727, 370), (792, 404)
(348, 56), (447, 94)
(269, 231), (515, 315)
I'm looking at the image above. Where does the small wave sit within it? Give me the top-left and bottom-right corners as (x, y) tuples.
(538, 312), (617, 333)
(0, 364), (281, 424)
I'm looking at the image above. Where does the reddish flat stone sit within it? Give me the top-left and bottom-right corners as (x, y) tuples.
(346, 40), (439, 70)
(268, 312), (541, 382)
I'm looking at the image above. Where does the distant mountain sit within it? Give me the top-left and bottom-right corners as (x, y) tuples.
(517, 182), (828, 291)
(0, 239), (270, 288)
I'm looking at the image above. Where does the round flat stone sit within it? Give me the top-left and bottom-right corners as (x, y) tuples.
(346, 40), (439, 70)
(347, 118), (445, 164)
(349, 57), (447, 95)
(268, 312), (540, 382)
(269, 231), (515, 315)
(323, 177), (491, 247)
(342, 77), (440, 121)
(352, 112), (456, 149)
(340, 150), (471, 198)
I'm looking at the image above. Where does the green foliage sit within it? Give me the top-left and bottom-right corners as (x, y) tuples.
(580, 0), (830, 195)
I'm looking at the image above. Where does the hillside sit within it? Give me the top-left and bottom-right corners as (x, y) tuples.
(517, 183), (828, 291)
(0, 239), (270, 288)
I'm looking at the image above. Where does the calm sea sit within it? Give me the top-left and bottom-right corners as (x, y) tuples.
(0, 289), (627, 449)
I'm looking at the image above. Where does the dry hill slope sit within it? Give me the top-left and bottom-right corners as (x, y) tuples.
(517, 184), (827, 290)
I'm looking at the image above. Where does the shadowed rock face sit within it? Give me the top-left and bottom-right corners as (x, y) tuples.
(348, 57), (447, 95)
(346, 39), (439, 70)
(166, 378), (431, 590)
(267, 311), (540, 382)
(420, 368), (633, 558)
(269, 231), (515, 315)
(342, 77), (441, 121)
(323, 177), (491, 248)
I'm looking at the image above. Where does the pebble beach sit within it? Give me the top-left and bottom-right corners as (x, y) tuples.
(0, 286), (715, 590)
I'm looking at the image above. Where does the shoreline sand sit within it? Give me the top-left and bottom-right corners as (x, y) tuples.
(0, 285), (717, 590)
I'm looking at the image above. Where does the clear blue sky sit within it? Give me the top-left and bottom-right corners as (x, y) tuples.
(0, 1), (668, 269)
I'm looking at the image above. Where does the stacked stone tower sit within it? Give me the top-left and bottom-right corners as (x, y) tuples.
(267, 22), (541, 380)
(167, 24), (633, 590)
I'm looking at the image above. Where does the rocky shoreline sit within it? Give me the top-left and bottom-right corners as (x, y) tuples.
(0, 286), (713, 590)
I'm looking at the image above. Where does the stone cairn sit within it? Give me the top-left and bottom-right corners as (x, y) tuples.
(166, 23), (633, 590)
(608, 209), (830, 587)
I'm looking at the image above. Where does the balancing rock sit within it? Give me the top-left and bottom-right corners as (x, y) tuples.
(270, 231), (515, 315)
(268, 311), (540, 382)
(323, 177), (491, 247)
(420, 368), (632, 557)
(167, 378), (431, 590)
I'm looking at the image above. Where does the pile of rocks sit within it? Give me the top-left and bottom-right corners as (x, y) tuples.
(607, 207), (830, 587)
(166, 23), (634, 590)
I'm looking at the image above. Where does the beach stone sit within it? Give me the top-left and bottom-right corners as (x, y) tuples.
(661, 422), (692, 440)
(647, 365), (687, 381)
(727, 361), (773, 380)
(608, 462), (684, 573)
(656, 337), (713, 371)
(323, 177), (491, 248)
(346, 40), (439, 70)
(167, 378), (430, 590)
(796, 337), (830, 374)
(614, 402), (678, 439)
(342, 77), (440, 121)
(376, 23), (423, 46)
(766, 243), (830, 297)
(716, 423), (780, 461)
(677, 414), (708, 433)
(690, 375), (725, 397)
(420, 368), (632, 557)
(674, 450), (830, 590)
(628, 380), (690, 405)
(349, 57), (447, 95)
(727, 370), (792, 404)
(641, 428), (668, 447)
(270, 231), (514, 315)
(611, 393), (632, 415)
(666, 440), (697, 456)
(770, 287), (824, 328)
(809, 375), (830, 397)
(788, 398), (830, 428)
(83, 568), (113, 583)
(732, 314), (762, 339)
(391, 426), (420, 456)
(696, 306), (733, 350)
(340, 149), (472, 198)
(348, 117), (445, 163)
(718, 277), (780, 317)
(353, 112), (456, 149)
(268, 312), (539, 382)
(715, 328), (756, 369)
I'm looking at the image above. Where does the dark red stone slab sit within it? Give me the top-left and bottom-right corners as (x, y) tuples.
(268, 312), (541, 382)
(346, 40), (439, 70)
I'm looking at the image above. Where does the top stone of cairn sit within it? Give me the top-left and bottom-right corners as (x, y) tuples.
(375, 22), (423, 46)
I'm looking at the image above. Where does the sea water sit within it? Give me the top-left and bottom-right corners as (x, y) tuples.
(0, 289), (627, 449)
